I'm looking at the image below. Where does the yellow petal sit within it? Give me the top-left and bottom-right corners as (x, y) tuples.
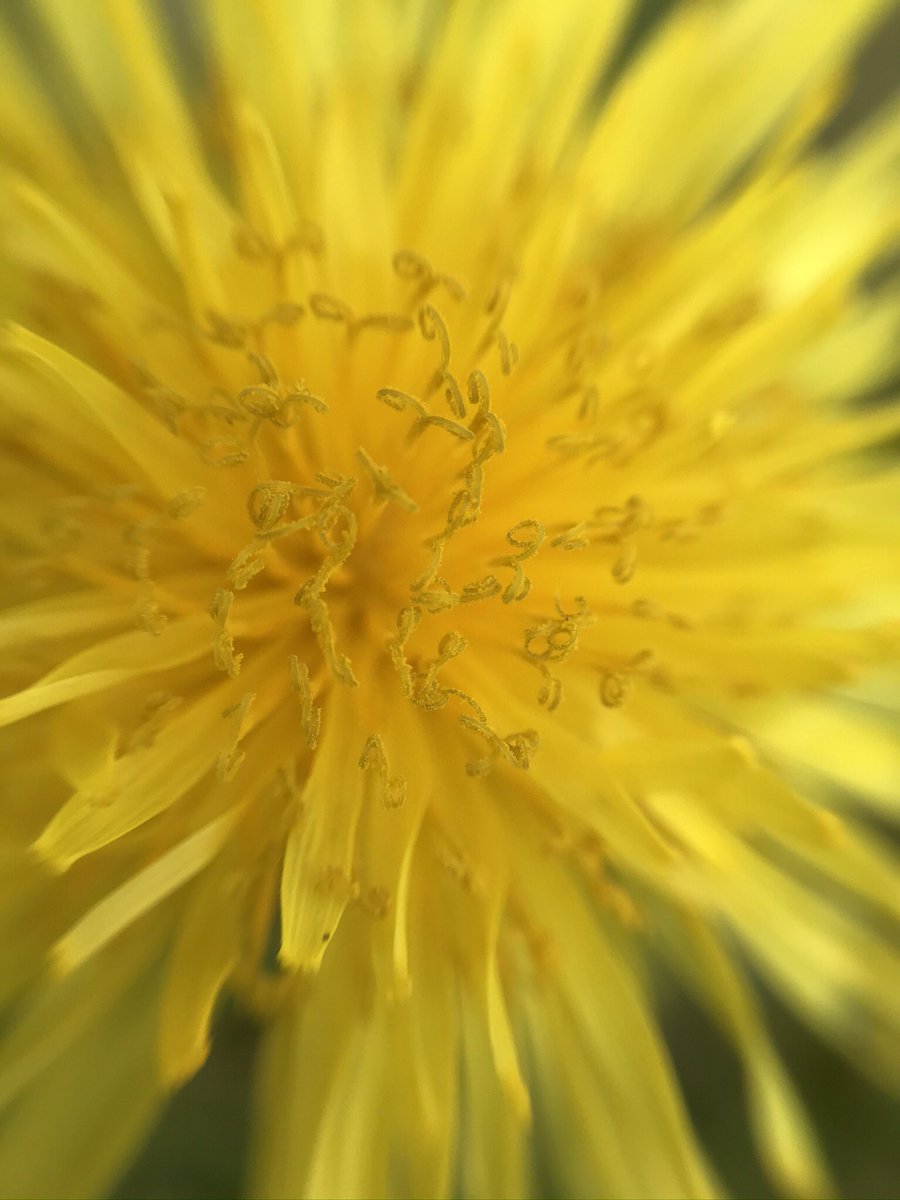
(51, 809), (238, 973)
(279, 688), (368, 971)
(668, 910), (832, 1199)
(157, 855), (243, 1085)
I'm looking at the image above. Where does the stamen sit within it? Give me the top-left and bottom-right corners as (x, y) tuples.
(549, 523), (590, 551)
(467, 368), (490, 415)
(436, 272), (467, 302)
(203, 309), (249, 349)
(546, 429), (615, 459)
(393, 249), (434, 288)
(392, 249), (466, 306)
(508, 892), (555, 972)
(592, 495), (650, 541)
(238, 350), (328, 428)
(293, 491), (359, 687)
(258, 301), (305, 329)
(485, 279), (512, 317)
(234, 473), (332, 588)
(125, 491), (204, 635)
(288, 655), (321, 749)
(356, 448), (418, 511)
(376, 387), (474, 441)
(315, 499), (357, 551)
(466, 371), (507, 459)
(424, 413), (476, 441)
(233, 225), (272, 260)
(418, 304), (452, 371)
(599, 672), (631, 708)
(630, 648), (657, 673)
(572, 834), (642, 927)
(227, 543), (268, 590)
(503, 728), (541, 768)
(166, 487), (207, 520)
(547, 397), (665, 467)
(474, 411), (507, 458)
(397, 626), (469, 711)
(497, 520), (544, 604)
(577, 386), (599, 422)
(611, 543), (638, 584)
(441, 370), (466, 418)
(239, 384), (313, 424)
(416, 630), (467, 708)
(565, 327), (608, 380)
(410, 543), (445, 593)
(352, 312), (414, 335)
(441, 687), (488, 723)
(247, 480), (297, 532)
(431, 828), (481, 894)
(359, 734), (407, 809)
(444, 486), (480, 534)
(218, 692), (255, 782)
(497, 331), (519, 375)
(632, 597), (665, 620)
(358, 885), (392, 918)
(414, 581), (461, 614)
(309, 292), (353, 324)
(617, 399), (667, 464)
(555, 594), (593, 622)
(537, 667), (563, 713)
(209, 587), (243, 677)
(134, 364), (188, 433)
(407, 369), (509, 601)
(295, 584), (359, 687)
(124, 519), (157, 582)
(127, 691), (183, 752)
(522, 597), (592, 704)
(620, 495), (651, 535)
(475, 275), (514, 357)
(198, 438), (251, 468)
(460, 715), (540, 777)
(460, 575), (502, 604)
(524, 617), (579, 662)
(248, 351), (279, 387)
(134, 586), (168, 637)
(316, 865), (358, 901)
(388, 605), (422, 698)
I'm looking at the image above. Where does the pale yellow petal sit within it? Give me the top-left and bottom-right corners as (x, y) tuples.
(279, 687), (368, 971)
(0, 615), (209, 730)
(157, 854), (243, 1084)
(51, 809), (238, 973)
(584, 0), (886, 223)
(667, 911), (832, 1199)
(33, 679), (232, 870)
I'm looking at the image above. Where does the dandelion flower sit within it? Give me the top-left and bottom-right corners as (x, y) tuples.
(1, 1), (899, 1197)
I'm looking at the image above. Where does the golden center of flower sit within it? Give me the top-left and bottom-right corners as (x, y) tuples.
(18, 209), (861, 944)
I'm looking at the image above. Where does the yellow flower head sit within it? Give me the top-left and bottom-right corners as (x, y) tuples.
(0, 1), (898, 1197)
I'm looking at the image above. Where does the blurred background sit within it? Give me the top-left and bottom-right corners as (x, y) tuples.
(5, 0), (891, 1195)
